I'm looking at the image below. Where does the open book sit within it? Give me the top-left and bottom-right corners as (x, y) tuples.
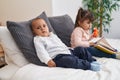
(89, 37), (117, 54)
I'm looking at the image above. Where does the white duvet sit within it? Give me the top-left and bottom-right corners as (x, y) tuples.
(0, 38), (120, 80)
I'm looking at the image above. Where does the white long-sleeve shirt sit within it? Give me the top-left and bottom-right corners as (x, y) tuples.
(34, 33), (71, 64)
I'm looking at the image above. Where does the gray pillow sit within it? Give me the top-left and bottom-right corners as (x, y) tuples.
(48, 15), (74, 47)
(7, 12), (54, 66)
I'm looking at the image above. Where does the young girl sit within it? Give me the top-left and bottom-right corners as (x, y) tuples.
(71, 7), (120, 59)
(31, 18), (101, 71)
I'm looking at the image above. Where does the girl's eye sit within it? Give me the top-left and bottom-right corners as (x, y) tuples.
(87, 22), (90, 24)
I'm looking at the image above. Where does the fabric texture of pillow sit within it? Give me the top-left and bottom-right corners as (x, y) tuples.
(48, 14), (74, 47)
(0, 27), (29, 67)
(7, 12), (53, 66)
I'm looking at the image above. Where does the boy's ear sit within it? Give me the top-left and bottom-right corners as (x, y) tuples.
(33, 31), (36, 36)
(31, 30), (36, 36)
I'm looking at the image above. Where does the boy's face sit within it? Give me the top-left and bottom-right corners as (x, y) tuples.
(32, 19), (50, 37)
(79, 19), (92, 30)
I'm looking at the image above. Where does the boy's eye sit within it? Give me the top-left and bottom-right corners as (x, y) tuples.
(37, 27), (40, 29)
(36, 27), (42, 30)
(43, 25), (46, 27)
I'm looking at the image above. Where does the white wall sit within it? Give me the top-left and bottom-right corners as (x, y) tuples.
(103, 9), (120, 39)
(0, 0), (52, 25)
(52, 0), (82, 23)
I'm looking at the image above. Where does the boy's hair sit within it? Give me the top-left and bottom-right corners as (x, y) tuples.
(30, 18), (43, 36)
(30, 18), (42, 29)
(75, 7), (94, 28)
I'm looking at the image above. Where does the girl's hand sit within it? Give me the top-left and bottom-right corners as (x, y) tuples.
(47, 59), (56, 67)
(89, 33), (94, 40)
(89, 42), (95, 46)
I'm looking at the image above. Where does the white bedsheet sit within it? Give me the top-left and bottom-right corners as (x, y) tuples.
(11, 58), (120, 80)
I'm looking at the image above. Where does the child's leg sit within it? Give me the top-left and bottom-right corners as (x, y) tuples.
(72, 46), (96, 62)
(53, 54), (91, 70)
(87, 47), (116, 58)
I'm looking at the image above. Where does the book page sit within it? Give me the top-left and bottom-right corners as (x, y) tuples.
(89, 37), (101, 43)
(95, 37), (116, 51)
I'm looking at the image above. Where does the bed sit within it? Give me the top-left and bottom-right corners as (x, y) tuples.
(0, 12), (120, 80)
(0, 38), (120, 80)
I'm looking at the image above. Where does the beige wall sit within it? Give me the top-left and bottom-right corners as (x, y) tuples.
(0, 0), (52, 25)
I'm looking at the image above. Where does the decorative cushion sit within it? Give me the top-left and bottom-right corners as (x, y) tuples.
(48, 15), (74, 47)
(7, 12), (53, 66)
(0, 27), (29, 67)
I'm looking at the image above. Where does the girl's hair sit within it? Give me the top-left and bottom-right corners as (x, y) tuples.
(75, 7), (94, 28)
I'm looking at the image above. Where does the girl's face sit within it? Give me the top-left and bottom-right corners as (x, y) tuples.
(79, 19), (92, 30)
(32, 19), (50, 37)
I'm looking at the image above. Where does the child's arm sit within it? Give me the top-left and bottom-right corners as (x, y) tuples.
(34, 37), (52, 65)
(71, 28), (90, 47)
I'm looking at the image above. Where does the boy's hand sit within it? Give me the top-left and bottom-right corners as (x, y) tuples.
(47, 59), (56, 67)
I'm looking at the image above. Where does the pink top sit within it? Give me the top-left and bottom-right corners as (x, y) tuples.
(71, 27), (91, 48)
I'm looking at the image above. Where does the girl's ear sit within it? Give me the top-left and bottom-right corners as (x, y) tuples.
(78, 21), (81, 26)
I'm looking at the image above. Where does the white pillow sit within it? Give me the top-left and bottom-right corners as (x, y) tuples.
(0, 26), (29, 67)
